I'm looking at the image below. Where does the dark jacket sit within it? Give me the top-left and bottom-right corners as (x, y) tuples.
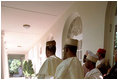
(104, 63), (117, 79)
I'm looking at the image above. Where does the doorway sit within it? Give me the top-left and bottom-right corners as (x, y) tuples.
(8, 54), (25, 77)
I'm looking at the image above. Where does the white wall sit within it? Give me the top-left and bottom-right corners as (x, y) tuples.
(73, 2), (107, 54)
(38, 1), (107, 58)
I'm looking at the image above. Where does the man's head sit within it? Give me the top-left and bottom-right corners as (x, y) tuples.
(46, 40), (56, 57)
(63, 38), (78, 60)
(85, 50), (98, 70)
(96, 48), (106, 60)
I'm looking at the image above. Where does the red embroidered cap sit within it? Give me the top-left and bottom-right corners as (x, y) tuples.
(97, 48), (106, 54)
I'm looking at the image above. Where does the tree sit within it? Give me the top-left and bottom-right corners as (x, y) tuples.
(23, 60), (34, 78)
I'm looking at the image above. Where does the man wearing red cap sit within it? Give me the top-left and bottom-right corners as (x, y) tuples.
(96, 48), (111, 77)
(96, 48), (106, 67)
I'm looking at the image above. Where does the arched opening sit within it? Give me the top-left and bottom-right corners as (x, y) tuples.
(62, 12), (83, 63)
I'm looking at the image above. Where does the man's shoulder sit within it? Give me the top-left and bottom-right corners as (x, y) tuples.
(85, 68), (101, 78)
(56, 59), (69, 72)
(57, 57), (74, 67)
(89, 68), (102, 76)
(46, 55), (62, 63)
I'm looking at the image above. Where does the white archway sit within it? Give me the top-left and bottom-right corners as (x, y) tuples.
(62, 12), (83, 63)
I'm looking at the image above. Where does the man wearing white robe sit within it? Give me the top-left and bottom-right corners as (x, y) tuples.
(84, 50), (103, 79)
(37, 40), (62, 79)
(54, 39), (84, 79)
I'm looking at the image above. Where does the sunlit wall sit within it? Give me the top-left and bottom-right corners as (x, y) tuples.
(28, 44), (46, 74)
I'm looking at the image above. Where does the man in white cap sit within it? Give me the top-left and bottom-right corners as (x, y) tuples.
(84, 50), (103, 79)
(82, 50), (90, 77)
(37, 40), (62, 79)
(54, 38), (84, 79)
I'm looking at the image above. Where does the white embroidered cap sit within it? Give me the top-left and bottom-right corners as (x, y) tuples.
(86, 50), (98, 63)
(65, 38), (78, 46)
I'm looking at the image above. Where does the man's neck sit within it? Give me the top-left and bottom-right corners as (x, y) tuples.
(47, 53), (55, 58)
(49, 54), (55, 57)
(67, 52), (76, 58)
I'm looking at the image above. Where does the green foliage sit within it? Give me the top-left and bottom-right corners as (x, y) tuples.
(23, 60), (34, 77)
(9, 59), (21, 74)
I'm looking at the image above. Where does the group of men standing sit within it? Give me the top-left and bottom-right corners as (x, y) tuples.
(37, 38), (117, 79)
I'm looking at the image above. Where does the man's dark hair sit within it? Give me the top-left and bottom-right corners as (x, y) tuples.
(83, 55), (87, 63)
(46, 46), (56, 54)
(64, 45), (77, 56)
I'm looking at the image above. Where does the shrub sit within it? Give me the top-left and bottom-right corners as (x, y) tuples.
(23, 60), (34, 78)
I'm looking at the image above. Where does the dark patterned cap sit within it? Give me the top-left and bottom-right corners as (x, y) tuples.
(46, 40), (56, 47)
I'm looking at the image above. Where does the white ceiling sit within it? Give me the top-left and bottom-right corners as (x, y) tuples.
(1, 1), (74, 53)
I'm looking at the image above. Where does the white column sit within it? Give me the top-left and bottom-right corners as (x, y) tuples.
(1, 31), (9, 79)
(1, 30), (4, 78)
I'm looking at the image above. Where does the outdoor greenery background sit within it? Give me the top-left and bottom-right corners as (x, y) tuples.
(8, 59), (21, 74)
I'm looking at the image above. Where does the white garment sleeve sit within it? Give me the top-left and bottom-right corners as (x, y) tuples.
(54, 64), (68, 79)
(37, 59), (50, 79)
(55, 57), (84, 79)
